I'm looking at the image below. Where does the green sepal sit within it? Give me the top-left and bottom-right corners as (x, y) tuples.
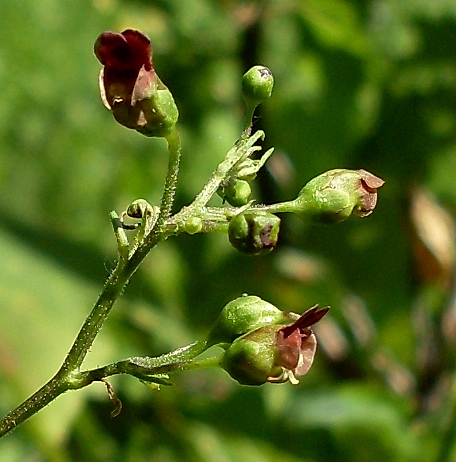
(207, 295), (296, 346)
(220, 325), (282, 386)
(137, 81), (179, 138)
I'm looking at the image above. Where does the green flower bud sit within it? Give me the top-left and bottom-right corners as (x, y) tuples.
(207, 295), (296, 346)
(221, 305), (329, 386)
(228, 211), (280, 255)
(183, 216), (203, 234)
(219, 179), (252, 207)
(242, 66), (274, 107)
(94, 29), (179, 138)
(126, 199), (158, 219)
(291, 169), (385, 224)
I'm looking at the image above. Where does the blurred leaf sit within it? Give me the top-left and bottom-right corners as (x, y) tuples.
(283, 384), (419, 462)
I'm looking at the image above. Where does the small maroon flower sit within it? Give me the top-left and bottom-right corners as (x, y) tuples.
(271, 305), (329, 384)
(94, 29), (178, 137)
(221, 305), (329, 385)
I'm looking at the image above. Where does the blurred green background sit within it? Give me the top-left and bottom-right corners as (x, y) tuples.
(2, 0), (456, 461)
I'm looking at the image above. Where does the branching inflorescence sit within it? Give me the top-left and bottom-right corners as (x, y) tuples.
(0, 29), (384, 438)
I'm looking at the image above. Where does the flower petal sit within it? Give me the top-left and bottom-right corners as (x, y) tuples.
(131, 65), (156, 105)
(295, 333), (317, 376)
(98, 69), (111, 110)
(94, 30), (152, 73)
(280, 305), (329, 338)
(358, 169), (385, 190)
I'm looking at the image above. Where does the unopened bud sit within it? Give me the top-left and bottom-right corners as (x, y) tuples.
(242, 66), (274, 107)
(228, 211), (280, 255)
(218, 179), (252, 207)
(183, 217), (203, 235)
(290, 169), (384, 224)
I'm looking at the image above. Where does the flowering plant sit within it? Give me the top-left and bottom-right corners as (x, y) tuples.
(0, 29), (383, 437)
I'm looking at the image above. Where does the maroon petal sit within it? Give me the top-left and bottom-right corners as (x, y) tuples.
(94, 29), (152, 73)
(131, 65), (156, 104)
(358, 169), (385, 191)
(121, 29), (153, 72)
(95, 32), (130, 68)
(280, 305), (329, 338)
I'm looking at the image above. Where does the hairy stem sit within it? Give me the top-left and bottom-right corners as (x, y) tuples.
(0, 131), (183, 438)
(191, 130), (264, 209)
(0, 129), (266, 437)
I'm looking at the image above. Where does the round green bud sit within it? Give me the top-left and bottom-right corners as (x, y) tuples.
(222, 179), (252, 207)
(183, 216), (203, 234)
(207, 295), (295, 346)
(242, 66), (274, 107)
(228, 211), (280, 255)
(126, 199), (158, 219)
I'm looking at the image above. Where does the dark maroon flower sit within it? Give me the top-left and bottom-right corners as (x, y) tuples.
(94, 29), (178, 137)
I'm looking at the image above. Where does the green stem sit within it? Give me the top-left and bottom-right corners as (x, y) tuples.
(0, 343), (221, 437)
(156, 128), (181, 227)
(0, 130), (183, 438)
(191, 130), (265, 209)
(0, 128), (270, 437)
(73, 352), (222, 388)
(242, 103), (257, 137)
(252, 200), (298, 214)
(0, 373), (66, 437)
(0, 254), (134, 437)
(128, 128), (181, 268)
(168, 201), (295, 237)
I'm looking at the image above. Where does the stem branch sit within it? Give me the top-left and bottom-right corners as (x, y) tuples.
(0, 130), (183, 438)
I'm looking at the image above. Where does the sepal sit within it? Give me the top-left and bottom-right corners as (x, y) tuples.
(207, 295), (296, 346)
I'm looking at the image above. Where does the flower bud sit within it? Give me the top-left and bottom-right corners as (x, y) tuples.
(218, 179), (252, 207)
(94, 29), (178, 138)
(228, 211), (280, 255)
(221, 305), (329, 385)
(183, 217), (203, 235)
(242, 66), (274, 107)
(126, 199), (158, 219)
(207, 295), (296, 346)
(291, 169), (384, 224)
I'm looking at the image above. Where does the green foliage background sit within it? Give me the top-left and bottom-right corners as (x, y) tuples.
(2, 0), (456, 461)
